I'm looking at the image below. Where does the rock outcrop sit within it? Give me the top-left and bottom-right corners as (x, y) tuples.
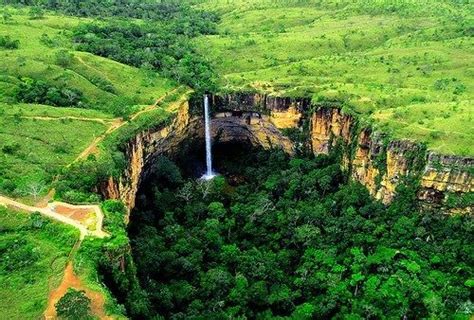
(208, 93), (472, 206)
(311, 108), (354, 154)
(191, 112), (294, 153)
(103, 92), (473, 212)
(103, 100), (192, 214)
(419, 153), (473, 203)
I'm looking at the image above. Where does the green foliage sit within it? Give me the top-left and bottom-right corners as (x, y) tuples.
(73, 200), (149, 318)
(0, 105), (108, 197)
(0, 208), (79, 319)
(28, 6), (44, 20)
(127, 148), (474, 319)
(0, 236), (39, 272)
(0, 35), (19, 49)
(9, 0), (219, 25)
(55, 288), (92, 320)
(15, 77), (85, 107)
(445, 192), (474, 210)
(55, 156), (113, 203)
(55, 49), (74, 68)
(72, 18), (217, 91)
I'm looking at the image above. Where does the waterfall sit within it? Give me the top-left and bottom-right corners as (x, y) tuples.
(202, 94), (216, 180)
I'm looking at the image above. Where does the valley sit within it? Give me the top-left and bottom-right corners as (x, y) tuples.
(0, 1), (472, 319)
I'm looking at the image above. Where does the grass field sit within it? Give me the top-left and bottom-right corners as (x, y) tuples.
(0, 8), (175, 108)
(193, 0), (473, 156)
(0, 207), (79, 319)
(0, 103), (108, 196)
(0, 8), (177, 195)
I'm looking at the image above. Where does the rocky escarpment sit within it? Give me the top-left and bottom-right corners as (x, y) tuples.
(102, 99), (192, 214)
(207, 93), (473, 207)
(102, 97), (294, 214)
(190, 112), (294, 153)
(307, 105), (472, 205)
(103, 92), (473, 212)
(420, 153), (473, 203)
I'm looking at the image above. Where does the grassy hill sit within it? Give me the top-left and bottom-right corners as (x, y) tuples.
(0, 1), (472, 198)
(193, 0), (473, 156)
(0, 207), (79, 319)
(0, 8), (174, 108)
(0, 7), (176, 197)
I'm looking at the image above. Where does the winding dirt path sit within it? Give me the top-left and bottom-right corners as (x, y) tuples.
(44, 261), (112, 320)
(0, 89), (186, 319)
(0, 195), (110, 318)
(71, 118), (123, 165)
(71, 87), (180, 164)
(0, 196), (107, 239)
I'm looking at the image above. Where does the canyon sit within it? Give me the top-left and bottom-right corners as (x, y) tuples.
(101, 93), (473, 214)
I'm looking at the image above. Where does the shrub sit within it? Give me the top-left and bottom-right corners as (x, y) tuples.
(15, 78), (85, 107)
(0, 237), (40, 272)
(55, 288), (92, 320)
(0, 179), (16, 193)
(0, 35), (19, 49)
(55, 50), (74, 68)
(2, 142), (20, 154)
(28, 6), (44, 20)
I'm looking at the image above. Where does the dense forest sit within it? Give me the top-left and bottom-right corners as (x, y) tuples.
(2, 0), (219, 91)
(125, 145), (473, 319)
(0, 0), (472, 319)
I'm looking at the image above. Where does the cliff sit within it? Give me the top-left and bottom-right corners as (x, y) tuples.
(104, 92), (473, 213)
(102, 97), (295, 214)
(206, 93), (473, 206)
(420, 153), (473, 203)
(192, 112), (294, 153)
(102, 100), (192, 214)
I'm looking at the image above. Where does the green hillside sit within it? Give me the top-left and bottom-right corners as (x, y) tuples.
(0, 207), (79, 319)
(0, 2), (472, 320)
(194, 0), (473, 155)
(0, 9), (174, 108)
(0, 7), (176, 197)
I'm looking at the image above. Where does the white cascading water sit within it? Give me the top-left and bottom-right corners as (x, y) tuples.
(201, 94), (216, 180)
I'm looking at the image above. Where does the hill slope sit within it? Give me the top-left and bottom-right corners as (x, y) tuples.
(194, 0), (473, 156)
(0, 8), (175, 197)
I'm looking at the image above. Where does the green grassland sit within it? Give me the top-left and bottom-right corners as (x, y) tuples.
(193, 0), (473, 156)
(0, 104), (108, 196)
(0, 8), (175, 108)
(0, 102), (114, 118)
(0, 8), (177, 196)
(0, 207), (79, 319)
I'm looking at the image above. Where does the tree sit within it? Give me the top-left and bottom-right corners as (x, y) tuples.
(22, 180), (46, 200)
(55, 49), (74, 68)
(55, 288), (92, 320)
(29, 6), (44, 20)
(177, 181), (194, 202)
(0, 35), (19, 49)
(2, 10), (12, 24)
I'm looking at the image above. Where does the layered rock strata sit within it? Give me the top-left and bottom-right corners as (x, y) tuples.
(103, 93), (473, 212)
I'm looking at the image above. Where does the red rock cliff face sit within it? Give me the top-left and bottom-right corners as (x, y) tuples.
(102, 100), (191, 216)
(309, 106), (473, 205)
(105, 93), (472, 212)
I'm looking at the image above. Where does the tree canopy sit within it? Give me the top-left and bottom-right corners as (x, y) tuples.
(125, 147), (473, 319)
